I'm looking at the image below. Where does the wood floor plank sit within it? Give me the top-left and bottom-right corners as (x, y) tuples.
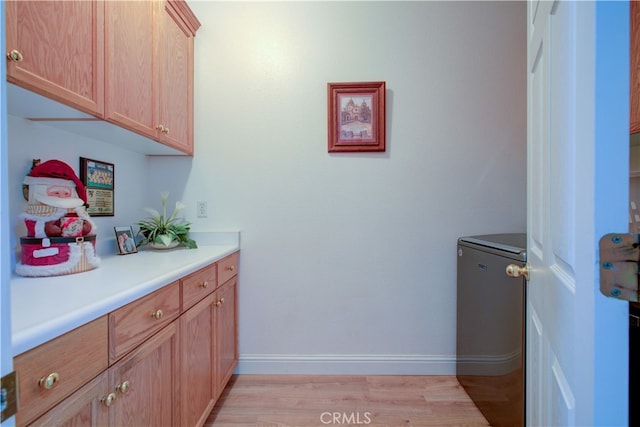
(205, 375), (490, 426)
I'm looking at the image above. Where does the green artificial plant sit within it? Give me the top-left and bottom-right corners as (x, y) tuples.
(137, 191), (197, 249)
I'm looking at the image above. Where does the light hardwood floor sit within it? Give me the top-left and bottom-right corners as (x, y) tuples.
(205, 375), (490, 426)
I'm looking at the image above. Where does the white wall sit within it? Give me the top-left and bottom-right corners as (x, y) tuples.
(148, 1), (527, 374)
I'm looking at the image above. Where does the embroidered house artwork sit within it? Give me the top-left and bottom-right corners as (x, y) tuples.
(16, 160), (100, 277)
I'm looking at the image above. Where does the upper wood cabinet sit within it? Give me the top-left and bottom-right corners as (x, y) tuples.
(158, 1), (197, 154)
(105, 0), (200, 155)
(5, 0), (105, 117)
(6, 0), (200, 155)
(104, 0), (155, 141)
(631, 0), (640, 134)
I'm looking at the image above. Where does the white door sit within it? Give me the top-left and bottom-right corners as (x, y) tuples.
(527, 1), (629, 425)
(0, 1), (15, 425)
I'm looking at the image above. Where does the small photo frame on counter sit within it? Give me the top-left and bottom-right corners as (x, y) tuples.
(80, 157), (114, 216)
(115, 226), (137, 255)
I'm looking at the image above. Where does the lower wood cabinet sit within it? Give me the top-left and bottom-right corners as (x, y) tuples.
(27, 370), (110, 427)
(181, 292), (217, 427)
(181, 269), (239, 426)
(109, 280), (181, 365)
(14, 316), (108, 426)
(109, 322), (178, 426)
(16, 251), (239, 427)
(214, 276), (238, 401)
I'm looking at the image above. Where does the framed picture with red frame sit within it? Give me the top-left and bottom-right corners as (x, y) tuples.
(327, 81), (386, 153)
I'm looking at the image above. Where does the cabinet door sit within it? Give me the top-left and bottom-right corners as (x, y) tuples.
(104, 0), (156, 139)
(28, 371), (110, 427)
(180, 293), (216, 427)
(157, 1), (195, 154)
(5, 0), (104, 116)
(214, 277), (238, 400)
(632, 1), (640, 134)
(109, 323), (178, 427)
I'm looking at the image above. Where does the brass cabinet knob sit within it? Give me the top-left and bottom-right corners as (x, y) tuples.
(215, 299), (222, 307)
(151, 309), (163, 320)
(226, 265), (235, 272)
(38, 372), (60, 390)
(7, 49), (23, 63)
(162, 126), (169, 134)
(202, 281), (209, 289)
(155, 124), (165, 133)
(101, 393), (116, 407)
(116, 380), (130, 394)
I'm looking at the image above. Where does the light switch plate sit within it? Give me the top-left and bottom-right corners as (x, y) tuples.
(197, 201), (208, 218)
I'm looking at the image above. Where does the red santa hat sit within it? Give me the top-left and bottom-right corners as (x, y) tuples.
(23, 160), (87, 209)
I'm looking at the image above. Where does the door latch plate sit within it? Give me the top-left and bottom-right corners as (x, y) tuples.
(599, 233), (639, 301)
(1, 370), (18, 422)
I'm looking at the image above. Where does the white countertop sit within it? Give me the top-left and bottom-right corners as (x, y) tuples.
(10, 231), (239, 356)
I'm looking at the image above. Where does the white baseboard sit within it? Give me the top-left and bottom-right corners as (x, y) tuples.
(235, 353), (457, 375)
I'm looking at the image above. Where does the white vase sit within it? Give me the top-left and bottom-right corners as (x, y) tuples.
(149, 240), (180, 250)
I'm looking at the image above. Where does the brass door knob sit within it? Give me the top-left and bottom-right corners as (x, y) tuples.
(7, 49), (23, 63)
(506, 264), (530, 281)
(151, 309), (163, 320)
(202, 281), (209, 289)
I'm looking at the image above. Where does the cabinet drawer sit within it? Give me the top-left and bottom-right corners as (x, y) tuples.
(109, 281), (180, 364)
(14, 316), (108, 426)
(182, 262), (216, 311)
(28, 370), (109, 427)
(218, 252), (239, 286)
